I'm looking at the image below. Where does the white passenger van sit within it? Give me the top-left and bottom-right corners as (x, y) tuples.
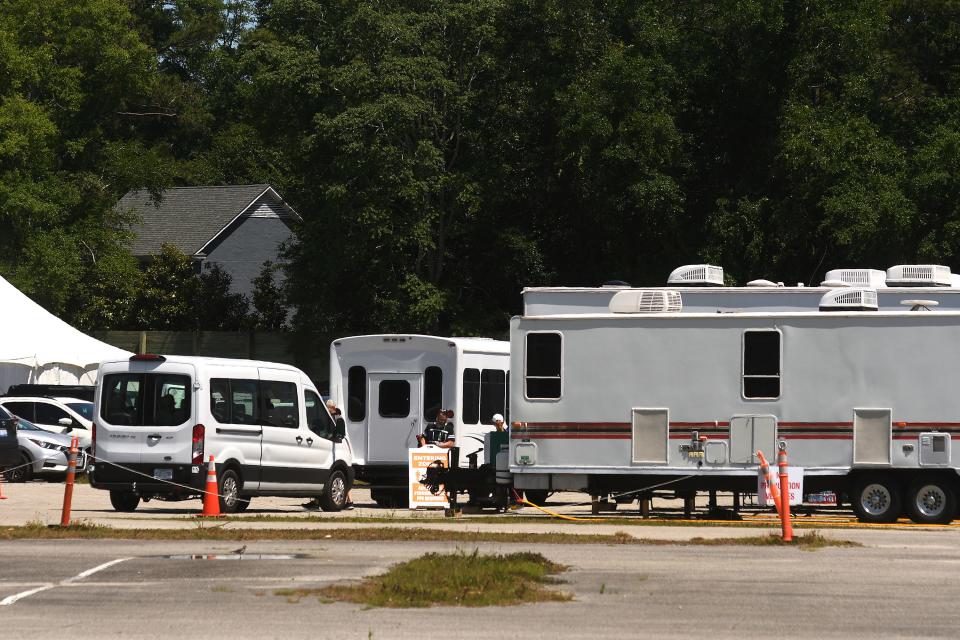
(91, 354), (352, 513)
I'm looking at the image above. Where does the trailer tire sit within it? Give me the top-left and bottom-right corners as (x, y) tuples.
(851, 476), (901, 523)
(905, 477), (956, 525)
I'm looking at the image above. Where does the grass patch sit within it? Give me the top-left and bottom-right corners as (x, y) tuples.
(687, 530), (861, 549)
(302, 549), (570, 607)
(0, 524), (857, 548)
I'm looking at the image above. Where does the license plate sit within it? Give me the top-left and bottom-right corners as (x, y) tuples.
(153, 468), (173, 480)
(0, 429), (6, 437)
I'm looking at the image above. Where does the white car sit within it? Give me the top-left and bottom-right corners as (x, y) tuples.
(0, 397), (93, 448)
(3, 418), (87, 482)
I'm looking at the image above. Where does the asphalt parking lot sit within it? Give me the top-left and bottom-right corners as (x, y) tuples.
(3, 481), (960, 639)
(3, 535), (960, 639)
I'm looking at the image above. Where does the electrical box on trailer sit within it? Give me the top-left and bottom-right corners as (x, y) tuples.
(919, 432), (950, 466)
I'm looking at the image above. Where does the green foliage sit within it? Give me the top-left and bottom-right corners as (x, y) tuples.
(6, 0), (960, 333)
(317, 549), (569, 607)
(128, 244), (248, 330)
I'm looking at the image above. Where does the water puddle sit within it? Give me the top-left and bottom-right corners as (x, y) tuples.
(163, 553), (307, 561)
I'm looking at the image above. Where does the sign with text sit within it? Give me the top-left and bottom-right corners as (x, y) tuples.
(757, 466), (804, 507)
(409, 446), (449, 509)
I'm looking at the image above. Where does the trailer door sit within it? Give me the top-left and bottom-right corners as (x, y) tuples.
(729, 415), (777, 464)
(367, 373), (421, 464)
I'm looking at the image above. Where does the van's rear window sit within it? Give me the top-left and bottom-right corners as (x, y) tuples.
(101, 374), (191, 426)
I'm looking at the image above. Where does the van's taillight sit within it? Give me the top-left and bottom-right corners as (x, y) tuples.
(129, 354), (166, 362)
(91, 421), (96, 457)
(192, 424), (205, 465)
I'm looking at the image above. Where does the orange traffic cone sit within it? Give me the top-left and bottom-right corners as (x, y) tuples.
(198, 456), (221, 517)
(0, 470), (7, 500)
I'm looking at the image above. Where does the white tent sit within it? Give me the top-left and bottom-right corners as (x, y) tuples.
(0, 275), (131, 392)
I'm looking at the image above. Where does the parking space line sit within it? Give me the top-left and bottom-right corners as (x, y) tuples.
(0, 557), (133, 606)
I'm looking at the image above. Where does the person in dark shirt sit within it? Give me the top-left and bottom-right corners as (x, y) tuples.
(417, 409), (456, 448)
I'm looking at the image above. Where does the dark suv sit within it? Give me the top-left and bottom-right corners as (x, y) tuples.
(0, 405), (19, 467)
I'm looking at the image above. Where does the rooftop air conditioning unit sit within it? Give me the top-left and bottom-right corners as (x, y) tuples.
(667, 264), (724, 287)
(823, 269), (886, 288)
(609, 290), (683, 314)
(818, 288), (878, 312)
(886, 265), (952, 287)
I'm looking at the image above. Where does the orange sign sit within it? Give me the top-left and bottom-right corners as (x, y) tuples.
(408, 447), (449, 509)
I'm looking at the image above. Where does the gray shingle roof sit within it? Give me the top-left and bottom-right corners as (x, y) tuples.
(118, 184), (276, 256)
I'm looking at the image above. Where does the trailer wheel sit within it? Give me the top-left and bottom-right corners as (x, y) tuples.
(851, 476), (901, 523)
(906, 478), (956, 525)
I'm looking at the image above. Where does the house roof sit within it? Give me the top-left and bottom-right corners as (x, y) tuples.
(118, 184), (298, 257)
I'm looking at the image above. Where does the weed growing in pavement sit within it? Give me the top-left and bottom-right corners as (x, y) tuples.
(687, 530), (860, 549)
(285, 549), (572, 608)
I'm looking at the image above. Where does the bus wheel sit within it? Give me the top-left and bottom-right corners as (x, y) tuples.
(906, 478), (956, 525)
(851, 476), (901, 523)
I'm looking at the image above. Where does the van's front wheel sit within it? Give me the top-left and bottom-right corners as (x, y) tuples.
(218, 469), (243, 514)
(320, 469), (349, 512)
(110, 490), (140, 512)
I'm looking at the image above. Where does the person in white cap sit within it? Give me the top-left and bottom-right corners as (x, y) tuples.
(492, 413), (506, 432)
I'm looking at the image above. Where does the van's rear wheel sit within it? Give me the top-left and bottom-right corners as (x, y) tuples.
(109, 490), (140, 512)
(218, 469), (243, 514)
(851, 476), (901, 523)
(906, 478), (956, 524)
(320, 469), (349, 512)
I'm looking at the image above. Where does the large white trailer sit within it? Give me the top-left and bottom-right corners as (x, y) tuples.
(505, 287), (960, 523)
(329, 335), (509, 506)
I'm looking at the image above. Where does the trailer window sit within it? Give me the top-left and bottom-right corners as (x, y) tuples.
(462, 368), (480, 424)
(480, 369), (506, 424)
(348, 366), (366, 421)
(743, 331), (781, 399)
(525, 333), (561, 399)
(378, 380), (410, 418)
(424, 367), (442, 421)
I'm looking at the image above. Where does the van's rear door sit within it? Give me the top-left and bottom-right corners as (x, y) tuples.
(97, 362), (195, 470)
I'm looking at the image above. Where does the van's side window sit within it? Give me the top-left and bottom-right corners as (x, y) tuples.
(305, 389), (335, 438)
(210, 379), (230, 424)
(525, 333), (562, 399)
(261, 381), (299, 428)
(743, 330), (781, 399)
(230, 380), (259, 424)
(348, 366), (366, 421)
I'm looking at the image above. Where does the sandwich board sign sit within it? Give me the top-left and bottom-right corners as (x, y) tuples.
(409, 446), (449, 509)
(757, 466), (804, 506)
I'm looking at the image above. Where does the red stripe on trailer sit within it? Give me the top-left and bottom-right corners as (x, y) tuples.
(779, 421), (853, 427)
(669, 421), (731, 427)
(513, 434), (632, 440)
